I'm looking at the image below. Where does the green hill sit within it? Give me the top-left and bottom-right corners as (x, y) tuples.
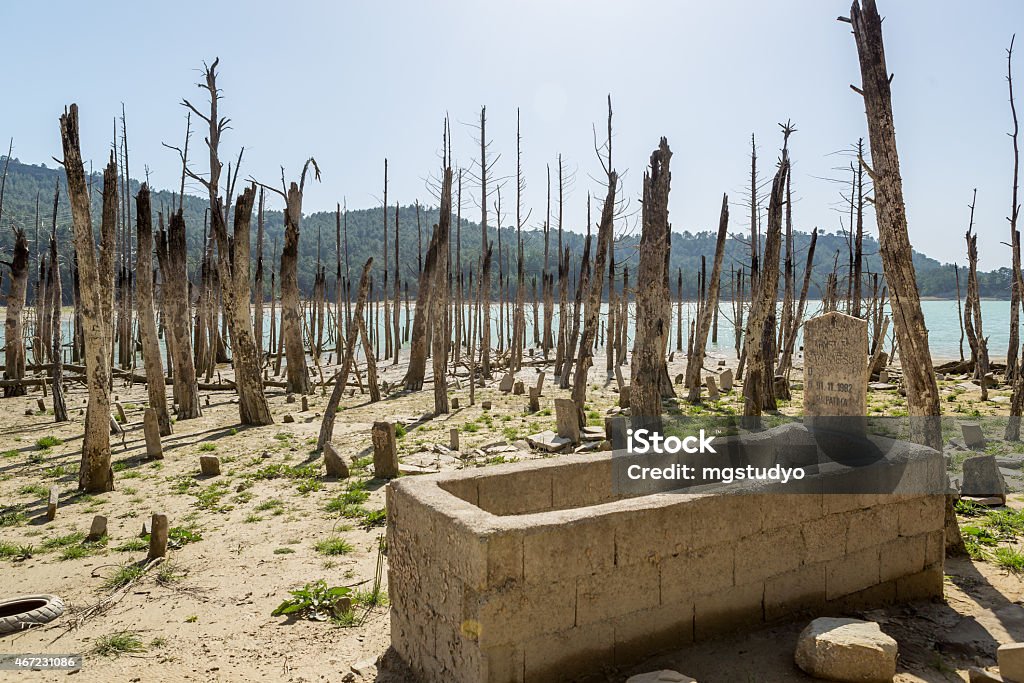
(0, 158), (1009, 303)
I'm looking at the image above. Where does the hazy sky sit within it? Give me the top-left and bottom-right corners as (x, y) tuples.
(4, 0), (1023, 269)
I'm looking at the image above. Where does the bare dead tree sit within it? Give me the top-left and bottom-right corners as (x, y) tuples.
(135, 185), (171, 435)
(318, 258), (373, 449)
(60, 105), (117, 492)
(743, 158), (788, 416)
(631, 138), (673, 431)
(686, 194), (729, 403)
(844, 0), (940, 446)
(3, 226), (29, 397)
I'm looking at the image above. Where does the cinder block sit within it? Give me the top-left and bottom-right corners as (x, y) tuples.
(465, 579), (576, 647)
(828, 578), (896, 612)
(481, 645), (525, 683)
(898, 495), (945, 537)
(735, 526), (805, 580)
(614, 499), (693, 566)
(924, 529), (945, 568)
(895, 563), (944, 602)
(694, 580), (764, 640)
(612, 602), (694, 666)
(439, 476), (481, 506)
(436, 624), (482, 683)
(486, 529), (524, 586)
(761, 493), (824, 530)
(846, 504), (900, 553)
(826, 545), (880, 600)
(478, 468), (553, 515)
(552, 459), (615, 510)
(523, 622), (615, 682)
(523, 513), (615, 582)
(765, 562), (827, 621)
(880, 534), (926, 582)
(802, 513), (849, 563)
(824, 492), (891, 515)
(690, 493), (763, 545)
(391, 606), (440, 681)
(661, 543), (734, 604)
(576, 560), (660, 626)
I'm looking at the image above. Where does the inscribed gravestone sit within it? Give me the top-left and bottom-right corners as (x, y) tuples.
(803, 312), (868, 417)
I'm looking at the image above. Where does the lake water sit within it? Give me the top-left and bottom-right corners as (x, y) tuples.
(0, 299), (1013, 364)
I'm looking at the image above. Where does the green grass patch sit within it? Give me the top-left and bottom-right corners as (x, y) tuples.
(315, 536), (354, 556)
(92, 630), (146, 656)
(35, 436), (63, 449)
(995, 546), (1024, 573)
(102, 562), (147, 591)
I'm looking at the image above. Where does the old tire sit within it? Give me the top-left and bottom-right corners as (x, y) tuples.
(0, 595), (64, 635)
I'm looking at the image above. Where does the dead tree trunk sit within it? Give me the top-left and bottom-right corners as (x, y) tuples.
(278, 160), (319, 395)
(966, 209), (991, 404)
(135, 186), (172, 435)
(156, 211), (201, 420)
(574, 104), (617, 412)
(743, 159), (788, 416)
(631, 138), (672, 431)
(2, 227), (28, 397)
(48, 183), (67, 422)
(778, 228), (818, 376)
(60, 105), (116, 493)
(846, 0), (940, 446)
(686, 194), (729, 403)
(432, 167), (453, 414)
(319, 258), (373, 449)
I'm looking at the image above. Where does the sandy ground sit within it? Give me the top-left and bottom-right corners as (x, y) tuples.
(0, 347), (1023, 682)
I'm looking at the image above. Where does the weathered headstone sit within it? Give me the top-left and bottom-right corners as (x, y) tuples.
(451, 397), (461, 410)
(674, 373), (685, 385)
(286, 394), (296, 404)
(109, 415), (123, 435)
(449, 427), (459, 451)
(961, 423), (986, 450)
(706, 375), (720, 401)
(481, 401), (492, 410)
(115, 402), (127, 424)
(200, 455), (221, 476)
(143, 408), (163, 460)
(87, 515), (108, 541)
(667, 351), (675, 363)
(718, 360), (726, 367)
(46, 487), (59, 521)
(619, 385), (631, 409)
(149, 513), (169, 559)
(499, 373), (514, 393)
(535, 372), (546, 395)
(283, 414), (295, 423)
(371, 421), (400, 479)
(204, 395), (211, 407)
(513, 381), (525, 395)
(605, 416), (628, 451)
(37, 398), (46, 413)
(555, 398), (581, 444)
(962, 454), (1006, 503)
(720, 368), (734, 391)
(301, 396), (309, 412)
(528, 387), (540, 413)
(803, 312), (868, 418)
(324, 442), (349, 479)
(877, 369), (889, 384)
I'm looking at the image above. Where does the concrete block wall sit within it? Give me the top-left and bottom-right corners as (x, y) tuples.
(388, 451), (945, 683)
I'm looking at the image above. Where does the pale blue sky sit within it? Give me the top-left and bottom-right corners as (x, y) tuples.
(3, 0), (1023, 268)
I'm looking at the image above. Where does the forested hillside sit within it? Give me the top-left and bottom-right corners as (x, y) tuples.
(0, 158), (1009, 301)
